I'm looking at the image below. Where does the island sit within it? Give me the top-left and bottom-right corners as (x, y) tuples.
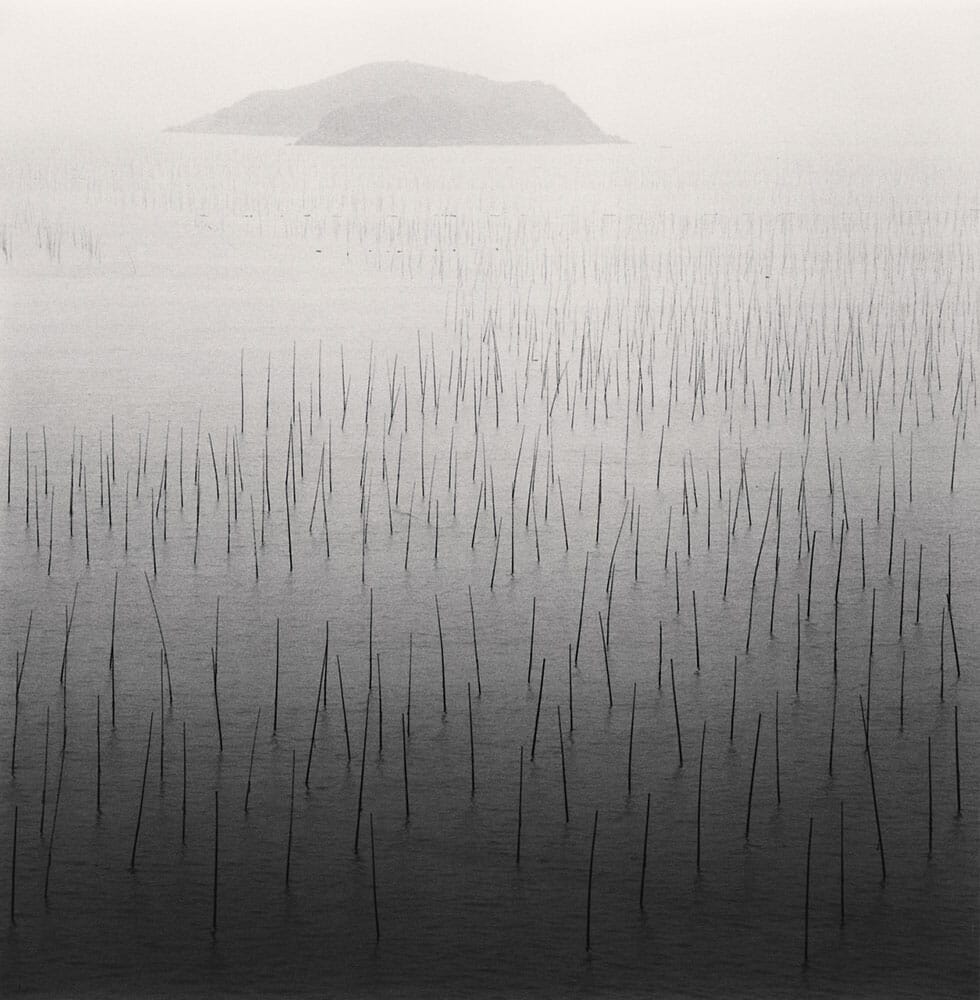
(169, 61), (623, 146)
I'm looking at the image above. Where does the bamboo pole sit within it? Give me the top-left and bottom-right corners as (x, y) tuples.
(212, 789), (219, 933)
(803, 816), (813, 966)
(376, 653), (383, 755)
(829, 680), (837, 776)
(697, 720), (706, 872)
(775, 691), (781, 805)
(273, 618), (280, 735)
(468, 586), (482, 697)
(468, 682), (476, 796)
(9, 806), (17, 926)
(557, 705), (569, 822)
(627, 681), (636, 796)
(638, 793), (651, 908)
(927, 737), (933, 856)
(43, 727), (66, 900)
(597, 613), (614, 710)
(574, 553), (589, 668)
(211, 643), (223, 754)
(182, 722), (187, 844)
(370, 813), (380, 942)
(159, 652), (165, 781)
(337, 656), (351, 762)
(40, 706), (49, 836)
(806, 530), (817, 619)
(407, 635), (413, 739)
(745, 712), (762, 839)
(305, 649), (327, 788)
(730, 657), (737, 742)
(795, 594), (801, 694)
(129, 712), (154, 870)
(144, 573), (173, 704)
(567, 646), (574, 732)
(286, 749), (295, 885)
(95, 695), (101, 814)
(244, 708), (260, 812)
(899, 540), (907, 637)
(586, 809), (598, 951)
(946, 592), (961, 678)
(435, 594), (447, 714)
(670, 659), (683, 767)
(354, 690), (370, 854)
(861, 697), (887, 881)
(401, 713), (409, 821)
(839, 799), (845, 925)
(916, 543), (923, 625)
(47, 487), (54, 576)
(692, 590), (701, 672)
(955, 706), (961, 816)
(526, 596), (537, 685)
(516, 745), (524, 865)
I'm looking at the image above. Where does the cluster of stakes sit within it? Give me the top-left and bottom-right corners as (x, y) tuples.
(3, 253), (975, 979)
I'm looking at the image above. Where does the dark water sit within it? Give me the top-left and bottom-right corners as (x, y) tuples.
(1, 136), (978, 997)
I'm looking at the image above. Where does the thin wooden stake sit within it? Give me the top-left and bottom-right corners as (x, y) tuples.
(927, 736), (933, 856)
(627, 681), (637, 795)
(286, 748), (295, 885)
(526, 596), (537, 685)
(96, 695), (101, 815)
(670, 659), (683, 767)
(337, 656), (351, 762)
(557, 705), (569, 823)
(574, 553), (589, 668)
(435, 594), (447, 714)
(567, 645), (574, 732)
(401, 713), (409, 821)
(640, 792), (651, 907)
(516, 745), (524, 865)
(306, 651), (326, 788)
(946, 592), (961, 678)
(355, 690), (370, 854)
(129, 712), (154, 870)
(243, 708), (260, 812)
(745, 712), (762, 839)
(954, 705), (961, 816)
(586, 809), (598, 951)
(182, 722), (186, 844)
(692, 590), (701, 672)
(862, 701), (887, 881)
(804, 816), (813, 966)
(839, 799), (845, 925)
(40, 706), (50, 836)
(370, 813), (380, 942)
(775, 691), (782, 805)
(468, 682), (476, 796)
(9, 806), (17, 926)
(212, 790), (219, 933)
(468, 586), (482, 697)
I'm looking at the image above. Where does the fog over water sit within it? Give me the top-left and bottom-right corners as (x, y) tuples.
(3, 1), (979, 146)
(1, 4), (979, 998)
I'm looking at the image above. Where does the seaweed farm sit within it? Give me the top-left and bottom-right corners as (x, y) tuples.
(1, 136), (978, 998)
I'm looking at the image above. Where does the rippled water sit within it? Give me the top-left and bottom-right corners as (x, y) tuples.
(1, 135), (978, 998)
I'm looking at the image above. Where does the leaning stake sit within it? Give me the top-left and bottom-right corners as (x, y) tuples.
(129, 712), (154, 870)
(586, 809), (598, 951)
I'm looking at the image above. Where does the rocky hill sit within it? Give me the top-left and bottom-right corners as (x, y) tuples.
(170, 62), (622, 146)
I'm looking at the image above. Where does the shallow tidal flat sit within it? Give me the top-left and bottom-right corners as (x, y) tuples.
(1, 136), (978, 998)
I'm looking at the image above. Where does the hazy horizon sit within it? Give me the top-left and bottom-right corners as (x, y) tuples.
(2, 0), (979, 149)
(2, 4), (978, 997)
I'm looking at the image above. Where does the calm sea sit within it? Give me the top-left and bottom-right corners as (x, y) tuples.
(1, 133), (977, 998)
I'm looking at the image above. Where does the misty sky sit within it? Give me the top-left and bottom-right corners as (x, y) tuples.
(2, 0), (978, 147)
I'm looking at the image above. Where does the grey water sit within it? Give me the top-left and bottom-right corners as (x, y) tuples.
(1, 135), (978, 998)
